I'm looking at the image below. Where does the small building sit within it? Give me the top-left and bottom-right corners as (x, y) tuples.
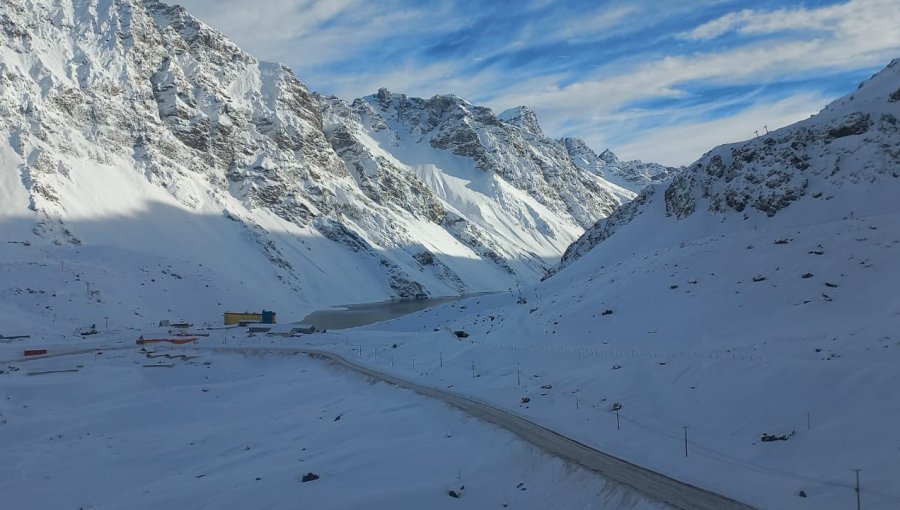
(224, 310), (277, 326)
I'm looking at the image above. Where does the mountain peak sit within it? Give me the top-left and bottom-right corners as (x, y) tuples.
(498, 106), (544, 137)
(598, 149), (619, 164)
(373, 88), (399, 107)
(561, 140), (675, 193)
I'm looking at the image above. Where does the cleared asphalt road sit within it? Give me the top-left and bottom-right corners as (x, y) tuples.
(185, 345), (756, 510)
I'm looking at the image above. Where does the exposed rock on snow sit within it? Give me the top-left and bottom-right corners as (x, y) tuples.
(563, 138), (678, 193)
(498, 106), (544, 137)
(0, 0), (639, 314)
(558, 59), (900, 271)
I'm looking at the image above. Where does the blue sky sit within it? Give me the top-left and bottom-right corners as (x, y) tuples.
(176, 0), (900, 165)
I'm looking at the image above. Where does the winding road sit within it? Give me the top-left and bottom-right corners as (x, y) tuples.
(6, 341), (755, 509)
(186, 345), (756, 510)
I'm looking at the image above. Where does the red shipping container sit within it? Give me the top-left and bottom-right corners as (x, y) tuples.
(24, 349), (48, 356)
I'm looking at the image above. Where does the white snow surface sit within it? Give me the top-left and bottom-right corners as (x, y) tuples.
(562, 138), (678, 193)
(301, 60), (900, 510)
(2, 1), (900, 509)
(0, 343), (663, 510)
(0, 0), (641, 326)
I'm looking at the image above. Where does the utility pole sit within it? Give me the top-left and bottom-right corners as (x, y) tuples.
(615, 408), (620, 430)
(516, 362), (520, 387)
(854, 469), (861, 510)
(683, 426), (689, 457)
(471, 361), (475, 379)
(440, 351), (443, 368)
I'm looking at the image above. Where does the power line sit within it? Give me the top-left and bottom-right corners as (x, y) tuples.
(617, 412), (900, 503)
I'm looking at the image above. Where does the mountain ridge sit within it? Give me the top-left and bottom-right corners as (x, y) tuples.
(334, 56), (900, 510)
(557, 59), (900, 272)
(0, 0), (667, 327)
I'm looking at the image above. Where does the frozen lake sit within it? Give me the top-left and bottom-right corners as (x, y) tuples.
(302, 293), (493, 330)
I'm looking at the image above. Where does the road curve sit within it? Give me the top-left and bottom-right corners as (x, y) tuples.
(185, 345), (755, 510)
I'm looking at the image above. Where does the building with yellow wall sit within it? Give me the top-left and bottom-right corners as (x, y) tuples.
(224, 310), (276, 325)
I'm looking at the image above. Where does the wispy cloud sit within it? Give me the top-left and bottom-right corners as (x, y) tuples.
(555, 5), (643, 41)
(175, 0), (900, 166)
(679, 0), (887, 41)
(613, 92), (831, 164)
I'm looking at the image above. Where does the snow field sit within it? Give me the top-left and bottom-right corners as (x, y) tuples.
(304, 206), (900, 510)
(0, 343), (665, 510)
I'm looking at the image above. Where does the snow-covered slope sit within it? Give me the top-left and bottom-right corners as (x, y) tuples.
(315, 90), (638, 283)
(324, 59), (900, 509)
(319, 91), (635, 227)
(563, 138), (678, 193)
(0, 345), (664, 510)
(560, 59), (900, 270)
(0, 0), (632, 330)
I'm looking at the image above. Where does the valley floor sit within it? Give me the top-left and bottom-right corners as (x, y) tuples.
(301, 210), (900, 510)
(2, 208), (898, 510)
(0, 336), (663, 510)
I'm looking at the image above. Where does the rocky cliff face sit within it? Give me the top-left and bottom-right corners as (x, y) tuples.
(664, 63), (900, 220)
(562, 138), (678, 193)
(314, 88), (639, 283)
(0, 0), (638, 306)
(497, 106), (544, 137)
(2, 0), (349, 227)
(556, 59), (900, 272)
(322, 89), (636, 230)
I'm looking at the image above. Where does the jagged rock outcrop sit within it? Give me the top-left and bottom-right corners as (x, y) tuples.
(498, 106), (544, 137)
(0, 0), (640, 303)
(563, 138), (678, 193)
(555, 58), (900, 272)
(322, 89), (636, 230)
(667, 83), (899, 219)
(314, 88), (642, 283)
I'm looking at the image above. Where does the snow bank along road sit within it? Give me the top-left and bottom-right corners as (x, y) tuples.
(178, 345), (755, 510)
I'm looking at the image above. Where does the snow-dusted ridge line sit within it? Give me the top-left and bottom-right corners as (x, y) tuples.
(174, 344), (755, 510)
(556, 57), (900, 272)
(1, 0), (669, 312)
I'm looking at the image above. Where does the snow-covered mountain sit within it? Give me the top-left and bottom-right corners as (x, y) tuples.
(320, 92), (635, 229)
(562, 137), (679, 193)
(328, 59), (900, 510)
(0, 0), (635, 327)
(3, 0), (899, 507)
(560, 59), (900, 270)
(315, 90), (636, 279)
